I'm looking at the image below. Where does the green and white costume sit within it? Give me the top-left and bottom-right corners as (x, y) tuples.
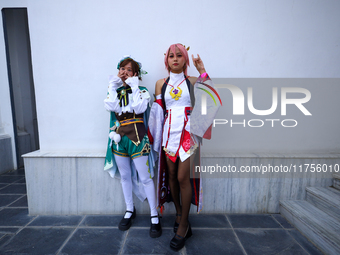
(104, 75), (157, 216)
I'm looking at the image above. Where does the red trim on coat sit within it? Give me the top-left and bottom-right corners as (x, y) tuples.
(203, 124), (213, 140)
(165, 109), (171, 148)
(192, 168), (198, 205)
(155, 99), (164, 109)
(147, 128), (153, 144)
(164, 106), (193, 163)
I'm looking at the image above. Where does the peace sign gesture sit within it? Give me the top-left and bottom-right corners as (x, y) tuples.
(192, 54), (206, 75)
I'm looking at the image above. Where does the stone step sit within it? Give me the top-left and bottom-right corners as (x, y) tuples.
(306, 187), (340, 220)
(333, 174), (340, 190)
(280, 200), (340, 255)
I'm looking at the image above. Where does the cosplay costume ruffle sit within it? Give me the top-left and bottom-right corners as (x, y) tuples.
(148, 71), (219, 212)
(104, 75), (156, 202)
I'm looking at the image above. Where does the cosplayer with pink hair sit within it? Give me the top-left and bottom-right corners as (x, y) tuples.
(164, 44), (190, 76)
(148, 43), (220, 251)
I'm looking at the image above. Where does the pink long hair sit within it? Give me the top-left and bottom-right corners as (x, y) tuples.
(164, 43), (190, 76)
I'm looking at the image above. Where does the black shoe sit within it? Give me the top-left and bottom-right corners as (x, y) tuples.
(118, 207), (136, 231)
(149, 215), (162, 238)
(173, 213), (181, 233)
(170, 222), (192, 251)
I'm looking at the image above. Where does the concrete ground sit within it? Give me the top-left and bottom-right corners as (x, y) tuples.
(0, 169), (324, 254)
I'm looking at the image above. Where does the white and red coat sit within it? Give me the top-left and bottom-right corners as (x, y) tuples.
(148, 72), (208, 212)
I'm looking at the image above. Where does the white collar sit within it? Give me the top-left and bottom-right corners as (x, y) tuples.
(169, 71), (185, 84)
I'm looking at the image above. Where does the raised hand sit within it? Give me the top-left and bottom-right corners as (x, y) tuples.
(192, 54), (206, 75)
(117, 69), (127, 81)
(118, 70), (136, 82)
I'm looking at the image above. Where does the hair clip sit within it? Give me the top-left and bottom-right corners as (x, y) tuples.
(164, 44), (190, 55)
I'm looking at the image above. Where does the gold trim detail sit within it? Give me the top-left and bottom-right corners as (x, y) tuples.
(163, 147), (176, 156)
(131, 112), (141, 146)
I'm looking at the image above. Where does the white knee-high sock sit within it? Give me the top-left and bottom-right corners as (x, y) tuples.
(133, 156), (158, 223)
(114, 155), (134, 218)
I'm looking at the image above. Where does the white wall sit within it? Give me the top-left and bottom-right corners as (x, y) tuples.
(2, 0), (340, 154)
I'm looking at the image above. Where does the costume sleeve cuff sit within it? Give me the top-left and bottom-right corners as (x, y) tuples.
(125, 76), (139, 89)
(200, 72), (207, 78)
(109, 75), (123, 88)
(197, 72), (210, 83)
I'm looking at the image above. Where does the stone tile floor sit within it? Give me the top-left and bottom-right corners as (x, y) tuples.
(0, 169), (324, 254)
